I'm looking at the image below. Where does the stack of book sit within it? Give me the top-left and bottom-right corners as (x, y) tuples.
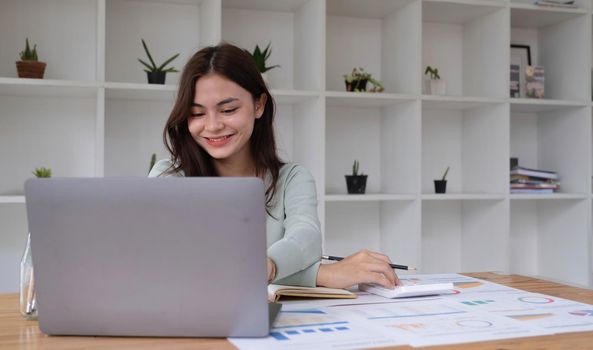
(510, 166), (560, 194)
(533, 0), (578, 8)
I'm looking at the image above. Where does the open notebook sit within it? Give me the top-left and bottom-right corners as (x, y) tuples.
(268, 284), (357, 302)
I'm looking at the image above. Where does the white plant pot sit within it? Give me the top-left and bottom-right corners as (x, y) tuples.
(430, 80), (446, 95)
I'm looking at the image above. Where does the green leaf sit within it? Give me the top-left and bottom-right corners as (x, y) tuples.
(141, 39), (158, 70)
(156, 53), (179, 71)
(138, 58), (155, 71)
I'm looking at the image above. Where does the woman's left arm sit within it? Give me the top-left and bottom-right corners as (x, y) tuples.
(266, 165), (322, 287)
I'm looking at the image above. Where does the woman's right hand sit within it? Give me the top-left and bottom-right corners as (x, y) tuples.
(316, 249), (400, 289)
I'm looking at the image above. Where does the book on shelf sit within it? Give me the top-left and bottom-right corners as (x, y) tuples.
(268, 284), (356, 302)
(525, 66), (544, 99)
(533, 0), (577, 8)
(510, 166), (558, 180)
(510, 65), (520, 98)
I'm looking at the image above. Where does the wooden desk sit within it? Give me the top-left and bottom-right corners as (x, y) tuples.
(1, 272), (592, 350)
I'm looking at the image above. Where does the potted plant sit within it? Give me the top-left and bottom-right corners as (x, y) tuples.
(343, 67), (384, 92)
(138, 39), (179, 84)
(345, 160), (368, 194)
(434, 166), (449, 194)
(425, 65), (446, 95)
(245, 42), (280, 85)
(16, 38), (46, 79)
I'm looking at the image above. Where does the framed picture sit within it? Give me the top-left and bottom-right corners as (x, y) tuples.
(510, 44), (531, 98)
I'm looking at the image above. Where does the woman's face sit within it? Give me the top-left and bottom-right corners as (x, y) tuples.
(188, 73), (265, 165)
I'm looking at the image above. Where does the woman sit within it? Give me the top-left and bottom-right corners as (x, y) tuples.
(149, 43), (399, 289)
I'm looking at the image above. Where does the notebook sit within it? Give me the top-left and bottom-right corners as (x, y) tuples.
(24, 177), (279, 338)
(268, 284), (356, 302)
(359, 282), (454, 298)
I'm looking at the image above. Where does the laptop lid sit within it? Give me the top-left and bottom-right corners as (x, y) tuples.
(24, 177), (270, 337)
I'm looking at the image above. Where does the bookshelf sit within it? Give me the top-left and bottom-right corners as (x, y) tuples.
(0, 0), (592, 292)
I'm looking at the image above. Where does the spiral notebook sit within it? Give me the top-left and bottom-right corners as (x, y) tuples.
(268, 284), (357, 302)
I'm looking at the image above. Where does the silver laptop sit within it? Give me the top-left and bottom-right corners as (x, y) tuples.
(24, 177), (280, 337)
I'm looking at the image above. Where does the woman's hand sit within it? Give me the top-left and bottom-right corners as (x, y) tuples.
(267, 257), (276, 282)
(316, 249), (400, 289)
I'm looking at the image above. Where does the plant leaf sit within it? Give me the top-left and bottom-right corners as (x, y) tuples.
(141, 39), (157, 70)
(157, 53), (180, 71)
(138, 58), (155, 71)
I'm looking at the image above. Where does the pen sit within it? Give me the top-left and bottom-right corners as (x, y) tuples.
(322, 255), (416, 271)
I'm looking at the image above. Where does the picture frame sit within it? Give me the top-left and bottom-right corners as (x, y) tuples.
(510, 44), (531, 98)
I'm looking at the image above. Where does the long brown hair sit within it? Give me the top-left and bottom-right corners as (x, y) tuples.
(163, 43), (283, 207)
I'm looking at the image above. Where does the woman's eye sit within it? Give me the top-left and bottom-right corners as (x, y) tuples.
(190, 112), (205, 118)
(222, 107), (238, 114)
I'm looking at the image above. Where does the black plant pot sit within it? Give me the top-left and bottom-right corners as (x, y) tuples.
(345, 175), (368, 194)
(345, 79), (368, 92)
(434, 180), (447, 194)
(147, 71), (166, 84)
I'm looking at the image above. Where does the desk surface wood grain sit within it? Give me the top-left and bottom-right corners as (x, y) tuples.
(1, 272), (592, 350)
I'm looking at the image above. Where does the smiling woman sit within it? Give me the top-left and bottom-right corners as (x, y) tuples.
(149, 43), (400, 289)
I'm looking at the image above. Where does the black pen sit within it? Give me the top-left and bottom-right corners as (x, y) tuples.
(322, 255), (416, 271)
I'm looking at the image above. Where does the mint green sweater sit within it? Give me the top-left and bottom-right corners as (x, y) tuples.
(149, 160), (322, 287)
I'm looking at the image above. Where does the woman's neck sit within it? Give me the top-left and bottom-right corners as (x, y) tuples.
(213, 156), (257, 177)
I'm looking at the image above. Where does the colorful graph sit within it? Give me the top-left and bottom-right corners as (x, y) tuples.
(269, 325), (351, 341)
(461, 300), (495, 306)
(518, 296), (554, 304)
(569, 310), (593, 317)
(509, 313), (554, 321)
(274, 309), (348, 329)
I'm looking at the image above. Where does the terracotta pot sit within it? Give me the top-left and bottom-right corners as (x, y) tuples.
(16, 61), (46, 79)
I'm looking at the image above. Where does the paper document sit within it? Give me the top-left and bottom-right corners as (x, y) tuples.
(360, 282), (454, 298)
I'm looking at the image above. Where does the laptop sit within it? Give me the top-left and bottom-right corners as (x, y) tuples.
(24, 177), (280, 337)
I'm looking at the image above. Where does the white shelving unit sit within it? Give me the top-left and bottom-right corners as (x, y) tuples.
(1, 0), (592, 292)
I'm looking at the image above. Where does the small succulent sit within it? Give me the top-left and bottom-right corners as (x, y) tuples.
(352, 160), (364, 176)
(138, 39), (179, 73)
(246, 42), (280, 73)
(425, 66), (440, 80)
(32, 167), (51, 178)
(19, 38), (39, 61)
(441, 166), (450, 181)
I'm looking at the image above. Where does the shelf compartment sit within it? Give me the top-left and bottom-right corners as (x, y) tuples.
(510, 106), (590, 194)
(326, 0), (421, 94)
(510, 3), (588, 29)
(324, 200), (421, 270)
(422, 0), (507, 98)
(104, 97), (173, 177)
(0, 78), (97, 98)
(0, 0), (97, 81)
(0, 95), (97, 196)
(325, 194), (417, 202)
(421, 199), (509, 273)
(222, 0), (323, 91)
(510, 199), (590, 286)
(510, 7), (588, 100)
(326, 100), (420, 196)
(106, 0), (218, 85)
(422, 103), (509, 195)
